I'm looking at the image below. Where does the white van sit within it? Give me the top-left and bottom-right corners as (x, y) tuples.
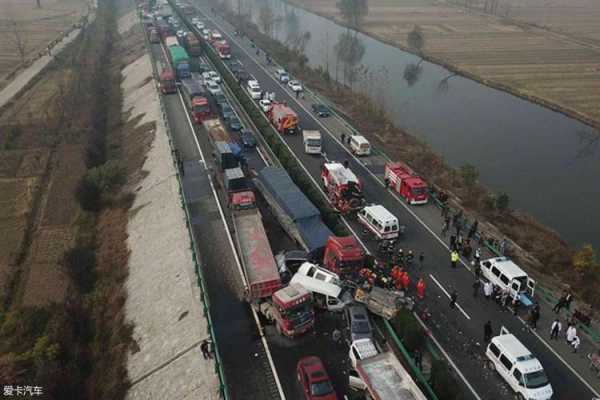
(358, 205), (399, 240)
(302, 130), (321, 154)
(290, 262), (351, 312)
(246, 79), (261, 99)
(480, 257), (536, 306)
(350, 135), (371, 156)
(275, 68), (290, 83)
(486, 327), (553, 400)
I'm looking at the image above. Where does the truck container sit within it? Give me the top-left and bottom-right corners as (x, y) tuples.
(168, 45), (190, 79)
(159, 68), (177, 94)
(268, 102), (299, 134)
(184, 32), (202, 56)
(349, 338), (427, 400)
(180, 78), (210, 123)
(164, 35), (180, 47)
(384, 162), (429, 205)
(149, 28), (160, 43)
(254, 167), (332, 252)
(204, 120), (245, 166)
(321, 161), (365, 214)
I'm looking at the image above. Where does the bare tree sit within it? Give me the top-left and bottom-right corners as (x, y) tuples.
(334, 31), (365, 88)
(404, 25), (426, 86)
(336, 0), (368, 29)
(7, 20), (28, 65)
(259, 5), (275, 37)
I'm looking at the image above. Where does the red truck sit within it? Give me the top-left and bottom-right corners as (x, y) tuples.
(214, 40), (231, 59)
(384, 162), (429, 205)
(321, 162), (365, 214)
(159, 68), (177, 94)
(180, 78), (210, 123)
(184, 32), (202, 56)
(231, 181), (315, 337)
(322, 236), (366, 278)
(268, 102), (299, 134)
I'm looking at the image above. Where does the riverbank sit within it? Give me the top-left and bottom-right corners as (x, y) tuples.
(217, 7), (600, 313)
(284, 0), (600, 131)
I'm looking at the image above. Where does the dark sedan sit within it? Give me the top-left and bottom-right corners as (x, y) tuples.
(311, 103), (331, 117)
(228, 116), (243, 131)
(240, 130), (257, 147)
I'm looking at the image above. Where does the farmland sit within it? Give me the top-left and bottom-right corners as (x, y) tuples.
(0, 0), (88, 90)
(289, 0), (600, 127)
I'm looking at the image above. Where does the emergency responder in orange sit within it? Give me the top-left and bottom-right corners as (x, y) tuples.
(416, 278), (426, 299)
(401, 271), (410, 291)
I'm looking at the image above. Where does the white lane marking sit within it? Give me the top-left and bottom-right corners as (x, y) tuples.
(199, 10), (600, 399)
(158, 38), (287, 400)
(429, 274), (471, 320)
(413, 312), (482, 400)
(517, 316), (600, 398)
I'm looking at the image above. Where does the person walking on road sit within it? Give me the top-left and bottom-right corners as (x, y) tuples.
(450, 250), (459, 269)
(550, 319), (562, 340)
(484, 320), (493, 343)
(416, 278), (425, 299)
(449, 290), (458, 309)
(474, 261), (482, 279)
(468, 219), (478, 239)
(442, 217), (450, 236)
(571, 335), (581, 353)
(565, 291), (574, 311)
(418, 251), (425, 269)
(347, 135), (351, 145)
(474, 247), (481, 265)
(449, 233), (456, 248)
(413, 348), (423, 370)
(201, 339), (212, 359)
(483, 281), (493, 300)
(553, 292), (567, 313)
(566, 323), (577, 344)
(472, 279), (481, 297)
(341, 133), (346, 144)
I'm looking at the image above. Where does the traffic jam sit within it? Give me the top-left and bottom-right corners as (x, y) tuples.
(141, 1), (560, 400)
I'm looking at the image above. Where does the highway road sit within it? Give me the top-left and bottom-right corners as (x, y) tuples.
(180, 3), (600, 399)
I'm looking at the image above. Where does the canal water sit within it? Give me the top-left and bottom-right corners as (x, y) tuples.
(241, 0), (600, 249)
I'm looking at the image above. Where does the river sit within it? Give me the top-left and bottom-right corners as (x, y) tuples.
(239, 0), (600, 250)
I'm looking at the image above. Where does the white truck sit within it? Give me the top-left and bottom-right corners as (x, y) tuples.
(349, 338), (427, 400)
(302, 130), (322, 154)
(290, 262), (350, 312)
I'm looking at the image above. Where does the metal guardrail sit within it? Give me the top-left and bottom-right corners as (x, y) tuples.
(137, 11), (229, 399)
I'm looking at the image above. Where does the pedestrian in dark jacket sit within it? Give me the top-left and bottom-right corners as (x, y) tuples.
(468, 220), (478, 239)
(484, 321), (493, 342)
(553, 293), (567, 313)
(201, 339), (212, 359)
(341, 133), (346, 143)
(472, 279), (481, 297)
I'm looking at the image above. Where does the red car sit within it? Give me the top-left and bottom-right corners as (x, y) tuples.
(296, 356), (338, 400)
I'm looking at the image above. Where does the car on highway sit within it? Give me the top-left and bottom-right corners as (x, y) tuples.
(219, 103), (234, 119)
(206, 81), (222, 96)
(215, 94), (228, 110)
(195, 22), (205, 30)
(176, 30), (186, 39)
(258, 99), (272, 113)
(276, 68), (290, 83)
(228, 60), (244, 73)
(201, 29), (210, 40)
(191, 17), (200, 24)
(311, 103), (331, 118)
(228, 116), (243, 131)
(202, 71), (215, 85)
(208, 71), (221, 84)
(297, 356), (337, 400)
(288, 80), (303, 92)
(240, 129), (256, 148)
(246, 80), (262, 100)
(345, 305), (373, 342)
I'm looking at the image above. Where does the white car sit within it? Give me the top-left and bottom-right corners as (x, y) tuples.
(202, 72), (214, 85)
(258, 99), (272, 113)
(208, 71), (221, 84)
(176, 30), (186, 38)
(206, 81), (222, 96)
(246, 80), (262, 100)
(196, 22), (205, 30)
(288, 80), (302, 92)
(202, 29), (210, 40)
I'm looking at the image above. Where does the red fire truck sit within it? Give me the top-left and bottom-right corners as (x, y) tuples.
(268, 102), (299, 134)
(321, 162), (365, 213)
(384, 162), (428, 205)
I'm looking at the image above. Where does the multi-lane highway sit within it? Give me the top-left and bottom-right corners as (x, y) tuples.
(174, 2), (600, 399)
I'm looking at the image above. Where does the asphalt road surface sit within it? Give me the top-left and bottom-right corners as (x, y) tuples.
(181, 4), (600, 400)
